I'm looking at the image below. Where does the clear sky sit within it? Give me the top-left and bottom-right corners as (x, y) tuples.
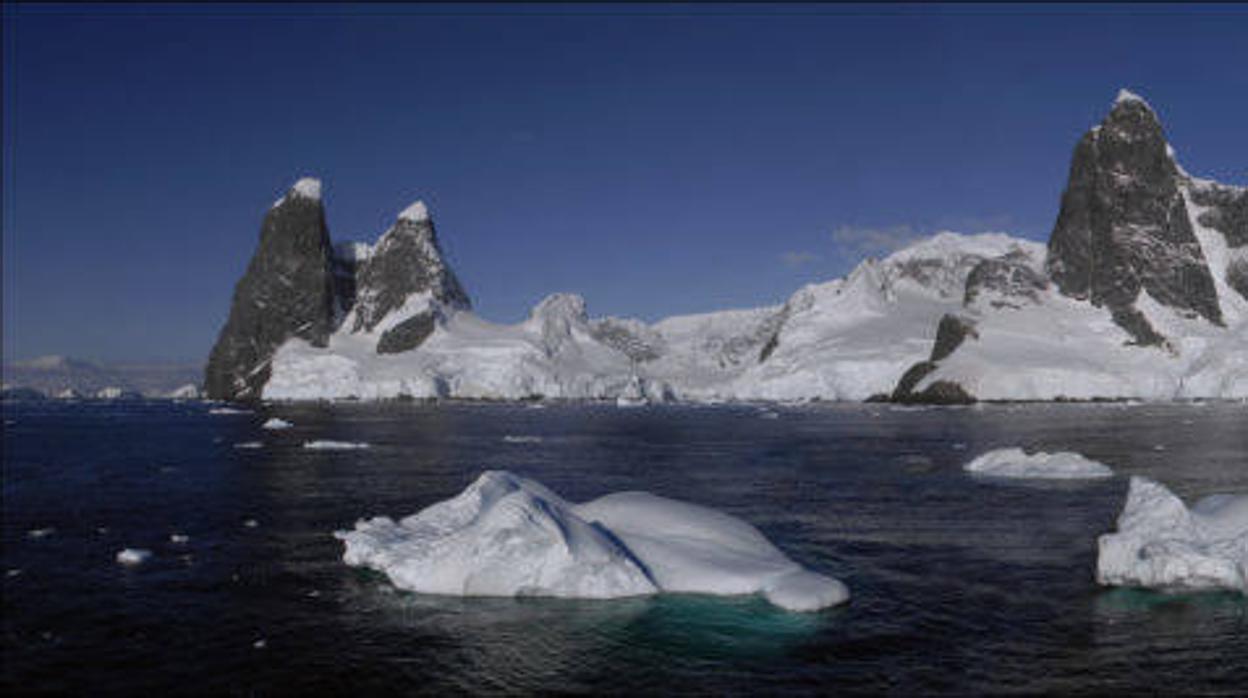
(3, 3), (1245, 363)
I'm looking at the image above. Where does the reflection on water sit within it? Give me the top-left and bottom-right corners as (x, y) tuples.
(2, 400), (1245, 693)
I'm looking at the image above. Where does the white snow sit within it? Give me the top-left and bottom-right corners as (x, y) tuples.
(116, 548), (152, 566)
(1097, 477), (1247, 594)
(209, 407), (252, 415)
(292, 177), (321, 200)
(335, 470), (848, 612)
(303, 440), (370, 450)
(397, 200), (429, 222)
(167, 384), (201, 399)
(96, 386), (124, 399)
(261, 418), (293, 430)
(1115, 88), (1152, 110)
(964, 447), (1114, 479)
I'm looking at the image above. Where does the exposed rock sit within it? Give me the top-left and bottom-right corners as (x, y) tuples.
(205, 179), (338, 401)
(351, 206), (470, 334)
(1189, 182), (1248, 247)
(1045, 91), (1223, 332)
(590, 317), (663, 364)
(964, 250), (1048, 309)
(890, 314), (978, 403)
(376, 311), (437, 354)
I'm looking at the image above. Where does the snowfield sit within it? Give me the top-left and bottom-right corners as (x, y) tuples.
(335, 470), (849, 612)
(964, 448), (1115, 479)
(1097, 477), (1248, 594)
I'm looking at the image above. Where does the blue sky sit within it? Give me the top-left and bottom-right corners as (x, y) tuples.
(3, 3), (1246, 363)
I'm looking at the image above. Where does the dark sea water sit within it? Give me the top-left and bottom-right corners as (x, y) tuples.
(3, 400), (1246, 695)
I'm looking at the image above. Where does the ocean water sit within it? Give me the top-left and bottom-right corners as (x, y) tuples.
(3, 400), (1246, 694)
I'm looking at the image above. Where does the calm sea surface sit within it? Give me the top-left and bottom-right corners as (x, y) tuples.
(3, 400), (1246, 694)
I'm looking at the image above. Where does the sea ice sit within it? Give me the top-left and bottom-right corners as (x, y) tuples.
(1097, 477), (1247, 594)
(335, 471), (848, 612)
(964, 447), (1114, 479)
(262, 418), (294, 430)
(234, 442), (264, 449)
(116, 548), (152, 565)
(502, 435), (543, 444)
(209, 407), (252, 415)
(170, 534), (190, 544)
(26, 528), (55, 539)
(303, 440), (370, 450)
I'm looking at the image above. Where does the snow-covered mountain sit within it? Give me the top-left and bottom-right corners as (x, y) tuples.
(206, 90), (1246, 403)
(897, 90), (1247, 401)
(2, 355), (203, 398)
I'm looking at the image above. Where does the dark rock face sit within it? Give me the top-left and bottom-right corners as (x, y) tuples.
(352, 215), (470, 335)
(890, 314), (978, 403)
(205, 183), (337, 400)
(376, 311), (437, 354)
(1190, 183), (1248, 247)
(1228, 259), (1248, 302)
(964, 251), (1048, 309)
(1045, 94), (1223, 331)
(589, 318), (663, 364)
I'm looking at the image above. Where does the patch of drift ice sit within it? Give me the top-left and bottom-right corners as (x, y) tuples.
(261, 417), (293, 430)
(964, 447), (1115, 479)
(209, 407), (252, 415)
(116, 548), (152, 566)
(304, 440), (370, 450)
(1097, 477), (1248, 594)
(334, 471), (848, 612)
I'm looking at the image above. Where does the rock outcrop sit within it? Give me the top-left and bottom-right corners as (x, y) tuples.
(205, 179), (338, 400)
(1045, 90), (1223, 344)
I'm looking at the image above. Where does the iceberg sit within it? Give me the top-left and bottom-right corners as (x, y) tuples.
(1097, 477), (1247, 594)
(116, 548), (152, 565)
(262, 417), (294, 430)
(335, 471), (848, 612)
(964, 447), (1114, 479)
(304, 440), (370, 450)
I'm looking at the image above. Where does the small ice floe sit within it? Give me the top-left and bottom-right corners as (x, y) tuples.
(615, 396), (648, 408)
(261, 418), (293, 430)
(26, 528), (55, 539)
(952, 442), (968, 451)
(253, 638), (267, 650)
(964, 447), (1114, 480)
(502, 435), (543, 444)
(209, 407), (252, 415)
(1153, 444), (1166, 452)
(4, 420), (15, 426)
(244, 519), (259, 528)
(303, 440), (370, 450)
(97, 527), (109, 535)
(234, 441), (264, 449)
(758, 409), (781, 420)
(526, 403), (546, 410)
(6, 568), (22, 578)
(335, 470), (849, 612)
(116, 548), (152, 566)
(1097, 477), (1247, 594)
(306, 589), (321, 598)
(170, 533), (190, 544)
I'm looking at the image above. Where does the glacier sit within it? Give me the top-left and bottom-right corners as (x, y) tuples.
(1097, 477), (1247, 594)
(335, 470), (849, 612)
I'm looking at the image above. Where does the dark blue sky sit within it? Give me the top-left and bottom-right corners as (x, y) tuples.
(4, 4), (1245, 363)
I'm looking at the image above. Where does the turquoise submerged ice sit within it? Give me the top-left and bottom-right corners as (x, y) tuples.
(335, 471), (848, 612)
(1097, 477), (1248, 594)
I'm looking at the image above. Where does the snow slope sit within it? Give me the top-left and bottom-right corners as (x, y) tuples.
(1097, 477), (1247, 594)
(918, 176), (1248, 401)
(266, 232), (1038, 401)
(335, 470), (848, 611)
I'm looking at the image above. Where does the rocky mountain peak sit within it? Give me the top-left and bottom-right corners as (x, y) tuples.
(206, 178), (339, 400)
(1045, 89), (1223, 344)
(350, 204), (471, 334)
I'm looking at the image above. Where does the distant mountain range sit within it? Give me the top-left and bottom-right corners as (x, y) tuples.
(2, 355), (202, 399)
(83, 90), (1248, 404)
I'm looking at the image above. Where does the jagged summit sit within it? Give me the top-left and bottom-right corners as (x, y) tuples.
(398, 200), (430, 223)
(1114, 88), (1152, 110)
(1045, 90), (1222, 343)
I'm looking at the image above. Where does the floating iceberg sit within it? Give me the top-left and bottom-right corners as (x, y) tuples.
(1097, 477), (1247, 594)
(303, 440), (370, 450)
(262, 418), (294, 430)
(335, 471), (848, 612)
(964, 447), (1114, 479)
(209, 407), (252, 415)
(116, 548), (152, 566)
